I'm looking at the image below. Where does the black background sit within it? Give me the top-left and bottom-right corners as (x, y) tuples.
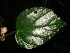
(0, 0), (70, 53)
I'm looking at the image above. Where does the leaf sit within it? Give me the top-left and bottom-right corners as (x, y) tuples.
(15, 7), (66, 49)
